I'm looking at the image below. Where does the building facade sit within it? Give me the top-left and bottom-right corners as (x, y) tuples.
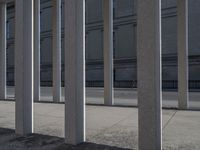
(6, 0), (200, 89)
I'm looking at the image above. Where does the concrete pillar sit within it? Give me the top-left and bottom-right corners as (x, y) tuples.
(34, 0), (40, 102)
(0, 1), (6, 100)
(177, 0), (189, 109)
(65, 0), (85, 145)
(137, 0), (162, 150)
(15, 0), (33, 135)
(103, 0), (113, 105)
(52, 0), (61, 102)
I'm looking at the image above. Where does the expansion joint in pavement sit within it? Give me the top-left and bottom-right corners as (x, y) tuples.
(163, 110), (177, 130)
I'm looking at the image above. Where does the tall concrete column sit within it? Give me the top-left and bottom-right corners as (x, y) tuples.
(137, 0), (162, 150)
(34, 0), (40, 102)
(65, 0), (85, 144)
(103, 0), (113, 105)
(15, 0), (33, 135)
(177, 0), (189, 109)
(0, 1), (6, 100)
(52, 0), (61, 102)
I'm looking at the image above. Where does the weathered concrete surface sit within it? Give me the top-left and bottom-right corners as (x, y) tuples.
(52, 0), (61, 103)
(0, 128), (129, 150)
(137, 0), (162, 149)
(34, 0), (41, 102)
(177, 0), (189, 109)
(64, 0), (85, 144)
(103, 0), (114, 105)
(15, 0), (33, 135)
(0, 101), (200, 149)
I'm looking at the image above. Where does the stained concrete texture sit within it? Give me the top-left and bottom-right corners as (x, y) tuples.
(0, 101), (200, 149)
(0, 128), (130, 150)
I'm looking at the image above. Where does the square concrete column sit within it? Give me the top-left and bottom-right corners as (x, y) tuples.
(0, 1), (6, 100)
(52, 0), (61, 102)
(177, 0), (189, 109)
(103, 0), (113, 106)
(15, 0), (34, 135)
(137, 0), (162, 150)
(65, 0), (85, 145)
(34, 0), (40, 102)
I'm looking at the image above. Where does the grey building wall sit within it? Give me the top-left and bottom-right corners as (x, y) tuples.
(5, 0), (200, 89)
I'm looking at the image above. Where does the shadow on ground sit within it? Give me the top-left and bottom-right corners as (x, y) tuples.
(0, 128), (132, 150)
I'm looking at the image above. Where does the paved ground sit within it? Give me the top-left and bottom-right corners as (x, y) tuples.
(0, 128), (129, 150)
(5, 87), (200, 109)
(0, 100), (200, 150)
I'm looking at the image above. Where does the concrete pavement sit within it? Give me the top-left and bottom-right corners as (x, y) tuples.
(5, 87), (200, 109)
(0, 100), (199, 149)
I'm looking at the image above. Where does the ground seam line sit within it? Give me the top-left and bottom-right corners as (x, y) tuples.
(163, 110), (177, 130)
(89, 112), (134, 139)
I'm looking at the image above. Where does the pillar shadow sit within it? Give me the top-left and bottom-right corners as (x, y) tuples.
(0, 127), (132, 150)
